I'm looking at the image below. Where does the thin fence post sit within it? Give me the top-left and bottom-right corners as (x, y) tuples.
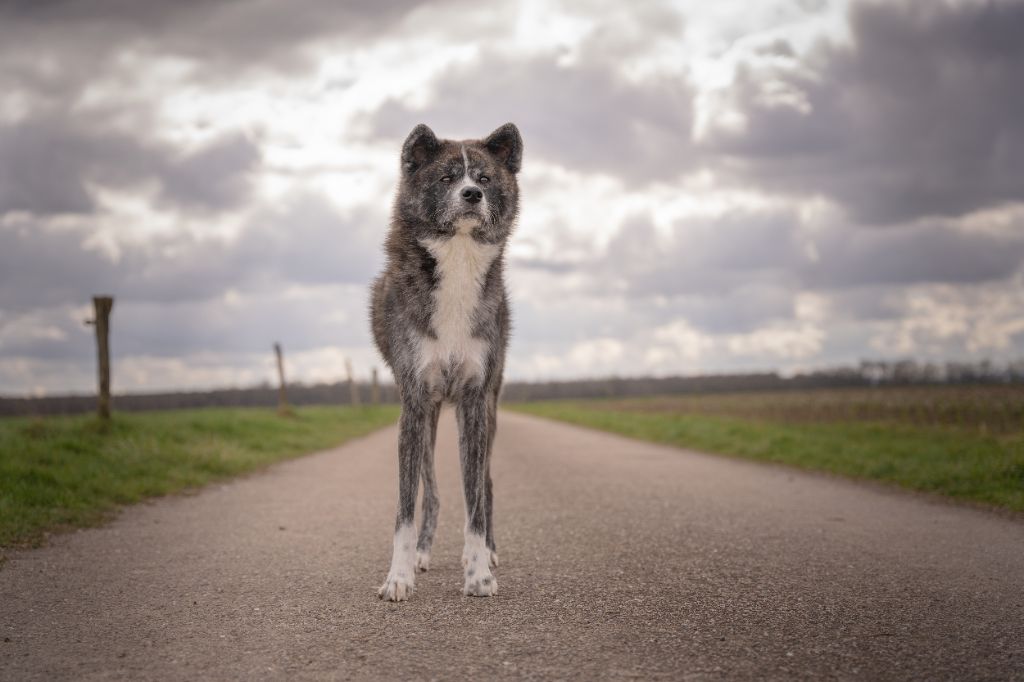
(346, 358), (361, 407)
(371, 367), (380, 405)
(88, 296), (114, 421)
(274, 343), (290, 414)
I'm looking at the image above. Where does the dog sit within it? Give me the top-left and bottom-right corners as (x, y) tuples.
(370, 123), (522, 600)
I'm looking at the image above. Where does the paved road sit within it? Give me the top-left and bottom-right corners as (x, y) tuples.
(2, 411), (1023, 680)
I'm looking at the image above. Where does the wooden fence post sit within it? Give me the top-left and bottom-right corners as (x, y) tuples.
(371, 367), (380, 405)
(88, 296), (114, 421)
(346, 358), (361, 407)
(274, 343), (290, 414)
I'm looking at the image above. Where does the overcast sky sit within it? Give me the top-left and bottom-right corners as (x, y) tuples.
(2, 0), (1023, 395)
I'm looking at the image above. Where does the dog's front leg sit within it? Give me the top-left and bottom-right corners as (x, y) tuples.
(415, 401), (442, 572)
(484, 387), (499, 568)
(457, 390), (497, 597)
(379, 394), (433, 601)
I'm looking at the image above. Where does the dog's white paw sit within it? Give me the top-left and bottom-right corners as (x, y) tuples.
(378, 573), (414, 601)
(415, 550), (431, 572)
(463, 570), (498, 597)
(461, 532), (497, 597)
(462, 545), (497, 568)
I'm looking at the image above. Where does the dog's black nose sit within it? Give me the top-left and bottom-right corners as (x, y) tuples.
(461, 187), (483, 204)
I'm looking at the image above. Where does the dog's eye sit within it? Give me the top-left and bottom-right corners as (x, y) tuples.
(478, 175), (490, 184)
(440, 176), (452, 184)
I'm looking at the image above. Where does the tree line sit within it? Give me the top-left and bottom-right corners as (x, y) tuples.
(2, 359), (1022, 417)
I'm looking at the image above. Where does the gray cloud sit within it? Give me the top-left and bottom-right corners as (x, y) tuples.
(663, 286), (798, 335)
(605, 210), (1024, 296)
(370, 53), (696, 183)
(111, 290), (371, 358)
(709, 0), (1024, 224)
(597, 210), (803, 298)
(0, 192), (385, 367)
(0, 0), (430, 100)
(0, 118), (94, 210)
(0, 287), (371, 363)
(512, 209), (808, 341)
(820, 287), (908, 324)
(0, 116), (261, 216)
(801, 222), (1024, 290)
(0, 218), (123, 312)
(0, 193), (382, 313)
(514, 205), (1024, 337)
(0, 118), (118, 215)
(157, 134), (262, 210)
(754, 38), (796, 58)
(233, 196), (384, 289)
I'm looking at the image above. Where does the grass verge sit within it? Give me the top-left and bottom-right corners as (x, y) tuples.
(510, 399), (1024, 513)
(0, 405), (398, 549)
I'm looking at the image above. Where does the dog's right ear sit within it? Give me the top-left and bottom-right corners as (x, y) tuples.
(401, 124), (440, 174)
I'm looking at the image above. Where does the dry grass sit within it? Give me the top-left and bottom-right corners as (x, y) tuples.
(512, 386), (1024, 512)
(594, 385), (1024, 434)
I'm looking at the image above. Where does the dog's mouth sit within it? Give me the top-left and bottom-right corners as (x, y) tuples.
(438, 208), (485, 234)
(453, 214), (482, 234)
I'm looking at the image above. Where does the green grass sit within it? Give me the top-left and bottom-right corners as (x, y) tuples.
(0, 405), (398, 549)
(511, 399), (1024, 513)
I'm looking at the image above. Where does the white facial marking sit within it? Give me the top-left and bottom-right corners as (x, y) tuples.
(417, 234), (499, 386)
(456, 145), (475, 194)
(462, 531), (497, 597)
(449, 144), (488, 220)
(379, 522), (416, 601)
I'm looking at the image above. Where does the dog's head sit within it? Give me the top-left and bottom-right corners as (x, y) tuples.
(395, 123), (522, 242)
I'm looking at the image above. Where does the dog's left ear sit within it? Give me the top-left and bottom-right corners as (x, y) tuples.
(483, 123), (522, 174)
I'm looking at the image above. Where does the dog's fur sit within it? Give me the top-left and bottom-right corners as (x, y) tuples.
(370, 123), (522, 600)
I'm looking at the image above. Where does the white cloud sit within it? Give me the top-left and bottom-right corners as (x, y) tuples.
(870, 278), (1024, 357)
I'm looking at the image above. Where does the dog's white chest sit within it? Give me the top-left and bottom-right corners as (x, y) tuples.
(417, 233), (499, 387)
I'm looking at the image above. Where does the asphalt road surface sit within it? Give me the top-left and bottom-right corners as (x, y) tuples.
(2, 410), (1023, 680)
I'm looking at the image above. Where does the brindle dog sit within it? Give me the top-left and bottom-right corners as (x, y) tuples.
(370, 123), (522, 600)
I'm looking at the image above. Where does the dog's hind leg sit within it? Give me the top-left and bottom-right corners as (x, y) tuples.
(378, 393), (434, 601)
(415, 401), (442, 572)
(484, 388), (498, 568)
(457, 389), (497, 597)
